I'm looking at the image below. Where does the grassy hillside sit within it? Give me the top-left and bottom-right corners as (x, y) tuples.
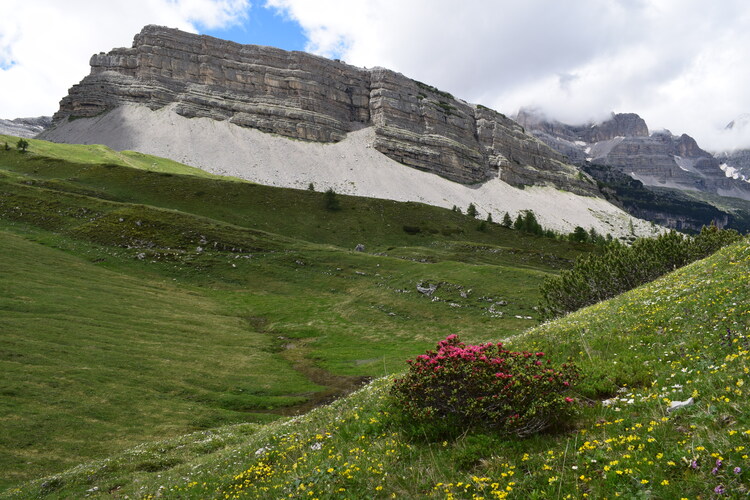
(5, 235), (748, 499)
(0, 137), (593, 489)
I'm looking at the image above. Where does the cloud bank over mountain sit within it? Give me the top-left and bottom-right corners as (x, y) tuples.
(3, 0), (750, 151)
(269, 0), (750, 151)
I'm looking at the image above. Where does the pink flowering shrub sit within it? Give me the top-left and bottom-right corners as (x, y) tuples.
(390, 334), (580, 437)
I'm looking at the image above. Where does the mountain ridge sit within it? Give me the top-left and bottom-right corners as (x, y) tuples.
(515, 107), (750, 201)
(46, 25), (593, 196)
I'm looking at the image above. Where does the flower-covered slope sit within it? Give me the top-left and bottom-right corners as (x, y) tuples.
(6, 239), (750, 499)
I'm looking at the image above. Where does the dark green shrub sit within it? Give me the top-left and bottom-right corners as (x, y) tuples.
(540, 226), (741, 318)
(501, 212), (513, 228)
(513, 210), (544, 235)
(569, 226), (588, 243)
(390, 335), (580, 438)
(324, 188), (341, 211)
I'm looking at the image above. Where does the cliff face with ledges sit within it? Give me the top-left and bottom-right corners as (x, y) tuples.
(51, 25), (596, 194)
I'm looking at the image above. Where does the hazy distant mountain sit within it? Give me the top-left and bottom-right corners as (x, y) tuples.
(516, 107), (750, 201)
(516, 108), (750, 232)
(713, 115), (750, 182)
(0, 116), (52, 138)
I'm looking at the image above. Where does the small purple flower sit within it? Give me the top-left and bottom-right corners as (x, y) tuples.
(690, 459), (699, 469)
(714, 484), (725, 495)
(712, 467), (719, 475)
(735, 467), (742, 474)
(716, 459), (723, 468)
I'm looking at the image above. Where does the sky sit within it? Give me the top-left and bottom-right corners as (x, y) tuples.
(2, 0), (750, 151)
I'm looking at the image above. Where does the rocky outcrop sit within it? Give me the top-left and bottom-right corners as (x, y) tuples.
(580, 113), (649, 143)
(516, 109), (648, 143)
(716, 149), (750, 182)
(516, 107), (750, 201)
(48, 25), (595, 194)
(0, 116), (52, 138)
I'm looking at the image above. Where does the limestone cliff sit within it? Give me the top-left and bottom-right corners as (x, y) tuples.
(0, 116), (51, 138)
(50, 25), (594, 195)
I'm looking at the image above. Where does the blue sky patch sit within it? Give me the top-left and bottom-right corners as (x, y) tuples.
(202, 6), (307, 51)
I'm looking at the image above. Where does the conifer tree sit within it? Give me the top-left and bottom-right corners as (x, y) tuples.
(324, 188), (341, 211)
(501, 212), (513, 228)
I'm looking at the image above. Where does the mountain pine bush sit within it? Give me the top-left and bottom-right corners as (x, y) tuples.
(539, 225), (741, 318)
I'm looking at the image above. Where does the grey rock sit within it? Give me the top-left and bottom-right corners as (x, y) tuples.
(0, 116), (52, 138)
(716, 149), (750, 181)
(667, 396), (694, 412)
(354, 243), (365, 252)
(416, 282), (438, 296)
(47, 25), (597, 194)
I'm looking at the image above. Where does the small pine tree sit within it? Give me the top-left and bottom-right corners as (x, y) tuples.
(486, 213), (493, 224)
(307, 182), (315, 191)
(467, 203), (478, 218)
(16, 139), (29, 152)
(3, 142), (10, 151)
(324, 188), (341, 211)
(569, 226), (588, 243)
(501, 212), (513, 228)
(522, 210), (543, 235)
(478, 220), (488, 232)
(513, 214), (524, 230)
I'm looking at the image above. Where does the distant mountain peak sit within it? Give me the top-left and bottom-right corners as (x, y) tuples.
(516, 109), (750, 203)
(725, 114), (750, 131)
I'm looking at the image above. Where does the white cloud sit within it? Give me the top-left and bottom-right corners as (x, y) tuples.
(4, 0), (750, 152)
(0, 0), (250, 119)
(268, 0), (750, 151)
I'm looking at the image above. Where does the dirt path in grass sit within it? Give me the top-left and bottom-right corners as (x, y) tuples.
(273, 337), (372, 416)
(243, 316), (370, 416)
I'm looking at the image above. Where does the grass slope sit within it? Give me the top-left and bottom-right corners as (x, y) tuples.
(0, 138), (592, 490)
(5, 237), (748, 499)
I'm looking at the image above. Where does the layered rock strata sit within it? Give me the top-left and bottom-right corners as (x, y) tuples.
(50, 25), (595, 195)
(516, 108), (750, 201)
(0, 116), (52, 138)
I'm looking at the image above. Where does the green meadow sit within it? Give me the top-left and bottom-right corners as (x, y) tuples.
(5, 135), (746, 499)
(0, 136), (591, 490)
(5, 209), (749, 499)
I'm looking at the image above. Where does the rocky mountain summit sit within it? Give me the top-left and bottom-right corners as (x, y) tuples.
(715, 115), (750, 182)
(716, 150), (750, 183)
(516, 108), (750, 202)
(0, 116), (51, 138)
(48, 25), (593, 195)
